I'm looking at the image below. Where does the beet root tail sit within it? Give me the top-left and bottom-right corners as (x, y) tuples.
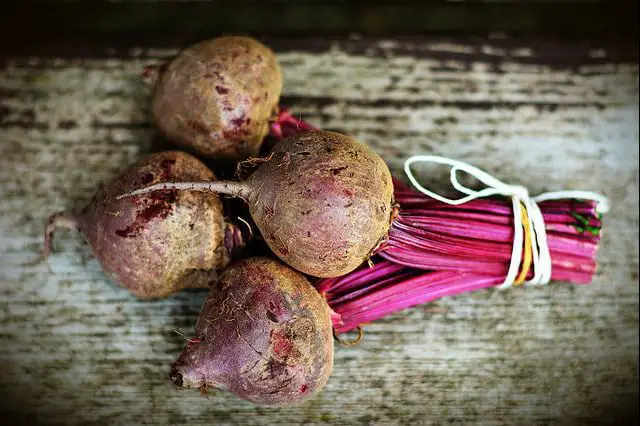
(115, 180), (251, 201)
(44, 211), (80, 259)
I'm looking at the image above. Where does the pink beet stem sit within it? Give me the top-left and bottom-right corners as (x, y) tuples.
(44, 211), (81, 259)
(328, 269), (419, 305)
(316, 261), (405, 295)
(270, 107), (317, 140)
(381, 175), (603, 283)
(326, 262), (505, 333)
(387, 222), (599, 261)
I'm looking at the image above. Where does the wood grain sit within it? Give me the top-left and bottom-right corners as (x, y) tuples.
(0, 37), (638, 425)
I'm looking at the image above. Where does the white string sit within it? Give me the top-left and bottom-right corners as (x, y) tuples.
(404, 155), (610, 289)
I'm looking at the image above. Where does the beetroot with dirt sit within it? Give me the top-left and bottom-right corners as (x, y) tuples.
(45, 151), (247, 298)
(150, 36), (283, 162)
(170, 257), (334, 405)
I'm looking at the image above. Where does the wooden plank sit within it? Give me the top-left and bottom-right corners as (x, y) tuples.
(0, 37), (638, 425)
(2, 34), (638, 66)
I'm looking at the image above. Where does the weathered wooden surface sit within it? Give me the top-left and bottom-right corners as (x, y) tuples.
(0, 37), (638, 425)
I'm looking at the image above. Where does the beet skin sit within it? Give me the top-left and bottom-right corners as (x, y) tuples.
(151, 36), (283, 161)
(170, 257), (334, 405)
(45, 151), (246, 298)
(119, 131), (395, 277)
(248, 131), (394, 277)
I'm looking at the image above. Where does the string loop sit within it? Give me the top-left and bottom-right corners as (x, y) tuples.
(404, 155), (610, 289)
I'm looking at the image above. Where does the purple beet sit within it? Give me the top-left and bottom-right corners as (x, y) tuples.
(118, 130), (395, 278)
(44, 151), (246, 298)
(170, 257), (334, 405)
(149, 36), (283, 161)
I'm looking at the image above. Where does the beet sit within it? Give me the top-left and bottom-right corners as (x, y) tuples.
(45, 151), (246, 299)
(118, 131), (395, 277)
(150, 36), (283, 161)
(170, 257), (334, 405)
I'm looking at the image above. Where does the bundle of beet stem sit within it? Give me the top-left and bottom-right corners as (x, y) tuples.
(270, 109), (606, 335)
